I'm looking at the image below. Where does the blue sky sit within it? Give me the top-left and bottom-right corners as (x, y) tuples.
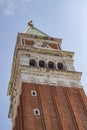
(0, 0), (87, 130)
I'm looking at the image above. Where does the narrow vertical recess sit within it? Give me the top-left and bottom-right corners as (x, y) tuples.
(37, 84), (53, 130)
(78, 89), (87, 117)
(75, 89), (87, 130)
(63, 87), (79, 130)
(50, 86), (63, 130)
(52, 86), (69, 130)
(65, 87), (84, 130)
(36, 84), (46, 130)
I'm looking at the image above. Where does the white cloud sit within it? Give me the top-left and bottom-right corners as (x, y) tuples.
(4, 0), (15, 15)
(0, 0), (33, 16)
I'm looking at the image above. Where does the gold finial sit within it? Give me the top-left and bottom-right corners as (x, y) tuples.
(28, 20), (34, 26)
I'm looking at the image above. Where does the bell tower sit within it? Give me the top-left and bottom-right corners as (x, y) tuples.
(8, 21), (87, 130)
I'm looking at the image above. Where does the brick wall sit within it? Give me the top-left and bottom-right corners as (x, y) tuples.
(13, 82), (87, 130)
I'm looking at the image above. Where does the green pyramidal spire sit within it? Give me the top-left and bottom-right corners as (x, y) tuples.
(24, 20), (49, 37)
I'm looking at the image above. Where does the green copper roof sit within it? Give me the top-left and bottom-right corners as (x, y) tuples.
(25, 26), (49, 36)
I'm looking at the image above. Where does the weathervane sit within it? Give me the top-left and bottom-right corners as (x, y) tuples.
(28, 20), (34, 26)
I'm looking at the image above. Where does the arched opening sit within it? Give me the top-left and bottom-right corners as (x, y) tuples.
(29, 59), (36, 66)
(39, 60), (45, 67)
(31, 90), (37, 96)
(57, 62), (63, 70)
(34, 109), (40, 115)
(48, 61), (54, 69)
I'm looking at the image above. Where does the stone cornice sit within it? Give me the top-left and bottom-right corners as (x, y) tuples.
(20, 66), (82, 80)
(15, 44), (74, 58)
(17, 33), (62, 44)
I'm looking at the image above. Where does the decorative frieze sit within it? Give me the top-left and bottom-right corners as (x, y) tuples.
(21, 70), (82, 88)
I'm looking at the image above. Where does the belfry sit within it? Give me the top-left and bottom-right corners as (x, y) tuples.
(8, 21), (87, 130)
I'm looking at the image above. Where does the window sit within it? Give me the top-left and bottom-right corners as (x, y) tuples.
(48, 61), (54, 69)
(43, 36), (49, 40)
(34, 109), (40, 115)
(29, 59), (36, 66)
(39, 60), (45, 67)
(57, 62), (63, 70)
(31, 91), (37, 96)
